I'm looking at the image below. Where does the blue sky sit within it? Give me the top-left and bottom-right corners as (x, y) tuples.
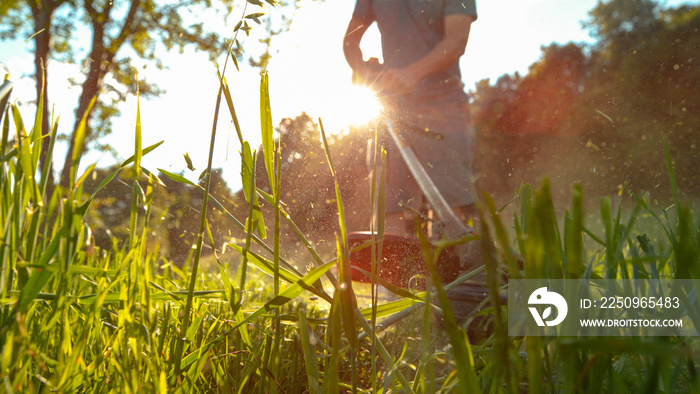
(1, 0), (697, 190)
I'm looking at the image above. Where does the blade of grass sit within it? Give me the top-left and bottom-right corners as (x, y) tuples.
(320, 115), (360, 390)
(321, 294), (342, 393)
(29, 74), (43, 199)
(417, 225), (479, 393)
(259, 72), (275, 191)
(319, 118), (358, 352)
(298, 309), (320, 393)
(218, 70), (244, 146)
(565, 184), (585, 279)
(132, 86), (142, 180)
(481, 192), (519, 392)
(38, 114), (58, 201)
(240, 142), (266, 238)
(0, 77), (12, 124)
(69, 96), (96, 187)
(173, 68), (224, 376)
(268, 101), (284, 387)
(14, 105), (40, 209)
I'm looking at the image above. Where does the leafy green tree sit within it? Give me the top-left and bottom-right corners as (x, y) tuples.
(83, 165), (242, 265)
(472, 43), (585, 137)
(0, 0), (274, 187)
(470, 1), (699, 202)
(584, 0), (659, 54)
(470, 43), (586, 197)
(0, 0), (67, 175)
(573, 1), (700, 197)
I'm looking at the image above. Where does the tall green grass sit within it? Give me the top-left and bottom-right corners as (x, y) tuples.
(1, 55), (699, 393)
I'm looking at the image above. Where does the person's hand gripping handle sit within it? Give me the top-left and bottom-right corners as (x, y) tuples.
(352, 57), (383, 87)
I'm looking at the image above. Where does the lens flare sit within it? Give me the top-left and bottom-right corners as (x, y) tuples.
(348, 85), (382, 124)
(333, 85), (382, 129)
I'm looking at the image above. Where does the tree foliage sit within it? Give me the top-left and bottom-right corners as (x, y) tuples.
(471, 1), (699, 203)
(83, 165), (244, 265)
(0, 0), (275, 187)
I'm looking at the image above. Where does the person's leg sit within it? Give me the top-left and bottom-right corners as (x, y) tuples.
(368, 131), (427, 237)
(369, 176), (415, 237)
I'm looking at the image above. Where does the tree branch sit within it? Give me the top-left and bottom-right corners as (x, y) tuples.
(108, 0), (140, 55)
(83, 0), (97, 19)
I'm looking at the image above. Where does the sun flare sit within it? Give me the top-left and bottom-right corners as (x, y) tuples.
(324, 84), (382, 132)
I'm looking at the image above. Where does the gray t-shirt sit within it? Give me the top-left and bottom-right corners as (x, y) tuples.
(354, 0), (478, 212)
(352, 0), (477, 103)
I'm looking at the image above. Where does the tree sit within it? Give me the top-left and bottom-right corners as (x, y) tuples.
(0, 0), (276, 187)
(571, 1), (700, 197)
(469, 43), (586, 197)
(83, 164), (243, 265)
(584, 0), (659, 51)
(470, 43), (586, 137)
(0, 0), (68, 179)
(468, 1), (699, 202)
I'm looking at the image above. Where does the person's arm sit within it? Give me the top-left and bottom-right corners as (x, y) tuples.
(380, 14), (476, 93)
(344, 15), (383, 85)
(343, 15), (371, 71)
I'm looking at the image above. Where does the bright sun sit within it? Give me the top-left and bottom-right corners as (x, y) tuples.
(323, 84), (382, 132)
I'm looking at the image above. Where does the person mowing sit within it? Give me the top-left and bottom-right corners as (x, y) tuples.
(343, 0), (478, 238)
